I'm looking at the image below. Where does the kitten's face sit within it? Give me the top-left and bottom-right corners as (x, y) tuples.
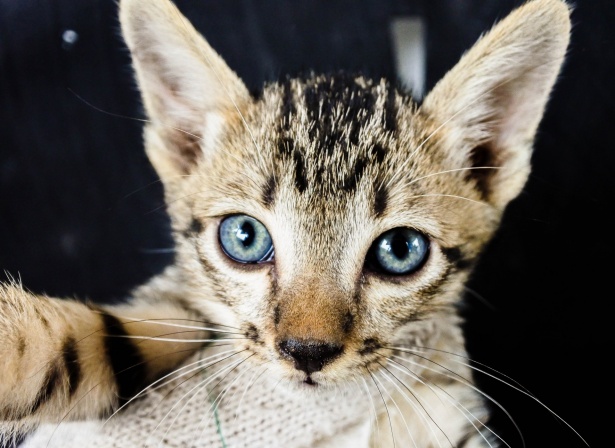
(120, 0), (569, 389)
(179, 75), (501, 388)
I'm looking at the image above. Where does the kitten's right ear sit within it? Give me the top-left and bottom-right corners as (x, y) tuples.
(119, 0), (250, 179)
(421, 0), (571, 209)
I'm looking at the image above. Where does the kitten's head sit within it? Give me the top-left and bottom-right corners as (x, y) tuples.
(119, 0), (570, 388)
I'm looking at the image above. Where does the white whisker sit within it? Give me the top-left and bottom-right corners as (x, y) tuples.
(106, 335), (242, 343)
(390, 353), (513, 448)
(385, 357), (495, 448)
(151, 355), (246, 447)
(391, 344), (589, 446)
(103, 348), (239, 426)
(233, 364), (269, 426)
(112, 315), (241, 334)
(378, 362), (448, 448)
(406, 193), (492, 208)
(139, 248), (176, 254)
(145, 347), (240, 394)
(373, 370), (419, 448)
(384, 56), (564, 191)
(463, 286), (497, 311)
(406, 166), (501, 186)
(367, 369), (397, 448)
(357, 375), (382, 446)
(194, 354), (255, 446)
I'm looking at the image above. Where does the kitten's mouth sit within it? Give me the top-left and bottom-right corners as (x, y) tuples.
(303, 376), (317, 386)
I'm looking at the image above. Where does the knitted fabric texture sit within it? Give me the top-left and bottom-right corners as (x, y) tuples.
(21, 347), (373, 448)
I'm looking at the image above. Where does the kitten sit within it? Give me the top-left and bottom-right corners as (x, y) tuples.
(0, 0), (579, 446)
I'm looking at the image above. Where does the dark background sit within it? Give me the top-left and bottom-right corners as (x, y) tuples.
(0, 0), (608, 446)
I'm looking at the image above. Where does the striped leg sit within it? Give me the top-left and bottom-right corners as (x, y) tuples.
(0, 282), (205, 435)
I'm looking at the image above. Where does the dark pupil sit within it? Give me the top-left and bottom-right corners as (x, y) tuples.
(236, 221), (255, 247)
(391, 233), (408, 259)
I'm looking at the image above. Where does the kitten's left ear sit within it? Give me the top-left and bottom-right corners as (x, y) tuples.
(421, 0), (571, 209)
(119, 0), (250, 178)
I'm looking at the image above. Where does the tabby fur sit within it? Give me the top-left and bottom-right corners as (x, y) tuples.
(0, 0), (572, 446)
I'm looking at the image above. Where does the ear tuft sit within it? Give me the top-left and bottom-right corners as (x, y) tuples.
(422, 0), (571, 208)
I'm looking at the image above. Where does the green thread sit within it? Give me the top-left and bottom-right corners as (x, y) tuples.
(212, 398), (227, 448)
(201, 346), (227, 448)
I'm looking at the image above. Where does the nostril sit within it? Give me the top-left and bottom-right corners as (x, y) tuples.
(278, 339), (343, 374)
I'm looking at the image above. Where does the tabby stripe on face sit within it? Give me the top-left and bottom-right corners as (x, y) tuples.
(372, 143), (386, 164)
(278, 136), (295, 157)
(342, 157), (367, 192)
(261, 174), (276, 206)
(441, 247), (473, 271)
(403, 266), (452, 320)
(277, 75), (396, 194)
(101, 313), (146, 405)
(182, 217), (203, 238)
(373, 183), (388, 217)
(304, 75), (377, 148)
(293, 149), (308, 193)
(371, 143), (389, 215)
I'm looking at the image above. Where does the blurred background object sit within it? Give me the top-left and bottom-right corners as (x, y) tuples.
(0, 0), (608, 446)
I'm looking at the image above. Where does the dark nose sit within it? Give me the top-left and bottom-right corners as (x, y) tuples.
(278, 339), (343, 374)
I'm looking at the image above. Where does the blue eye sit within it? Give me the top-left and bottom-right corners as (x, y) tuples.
(368, 228), (429, 275)
(219, 215), (274, 263)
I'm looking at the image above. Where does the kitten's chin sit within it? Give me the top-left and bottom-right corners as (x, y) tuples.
(277, 377), (346, 396)
(288, 375), (328, 391)
(269, 367), (361, 396)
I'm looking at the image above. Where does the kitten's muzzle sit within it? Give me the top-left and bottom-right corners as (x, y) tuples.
(278, 339), (343, 374)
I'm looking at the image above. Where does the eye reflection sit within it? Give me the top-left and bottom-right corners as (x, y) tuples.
(218, 215), (273, 263)
(368, 228), (429, 275)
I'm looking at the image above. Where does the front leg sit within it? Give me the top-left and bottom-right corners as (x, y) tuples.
(0, 282), (205, 436)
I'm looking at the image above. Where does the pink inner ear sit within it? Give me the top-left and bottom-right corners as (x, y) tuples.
(491, 79), (546, 151)
(140, 66), (202, 129)
(121, 0), (250, 133)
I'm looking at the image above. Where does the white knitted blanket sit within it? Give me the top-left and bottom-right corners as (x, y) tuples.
(21, 347), (373, 448)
